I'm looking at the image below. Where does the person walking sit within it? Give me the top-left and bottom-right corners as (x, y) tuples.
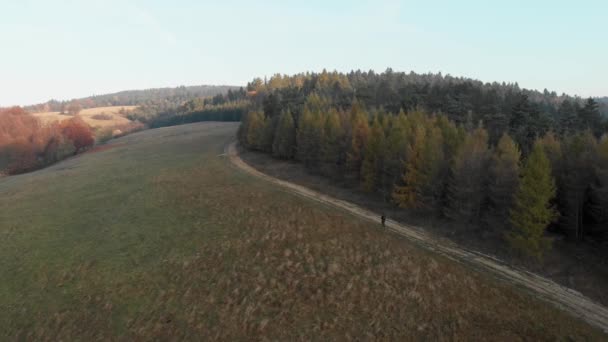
(381, 214), (386, 227)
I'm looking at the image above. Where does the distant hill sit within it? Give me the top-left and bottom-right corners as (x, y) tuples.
(25, 85), (241, 113)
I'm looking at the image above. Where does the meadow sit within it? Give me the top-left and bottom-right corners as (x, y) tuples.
(0, 122), (603, 340)
(33, 106), (138, 128)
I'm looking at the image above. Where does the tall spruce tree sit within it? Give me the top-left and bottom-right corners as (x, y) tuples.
(508, 143), (558, 260)
(578, 98), (603, 138)
(272, 110), (296, 159)
(557, 99), (580, 136)
(445, 127), (490, 223)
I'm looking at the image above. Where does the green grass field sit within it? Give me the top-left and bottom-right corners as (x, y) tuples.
(0, 122), (603, 340)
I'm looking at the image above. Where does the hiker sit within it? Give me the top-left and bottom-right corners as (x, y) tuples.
(381, 214), (386, 227)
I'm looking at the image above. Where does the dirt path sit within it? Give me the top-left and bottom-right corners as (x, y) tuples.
(227, 141), (608, 333)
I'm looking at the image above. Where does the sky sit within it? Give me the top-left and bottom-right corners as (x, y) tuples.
(0, 0), (606, 106)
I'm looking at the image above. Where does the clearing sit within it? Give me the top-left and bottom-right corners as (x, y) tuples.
(33, 106), (138, 128)
(0, 122), (604, 340)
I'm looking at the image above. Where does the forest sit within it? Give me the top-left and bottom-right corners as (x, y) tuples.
(23, 85), (239, 113)
(237, 70), (608, 260)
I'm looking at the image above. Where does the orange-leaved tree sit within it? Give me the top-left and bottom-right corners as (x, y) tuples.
(60, 117), (94, 154)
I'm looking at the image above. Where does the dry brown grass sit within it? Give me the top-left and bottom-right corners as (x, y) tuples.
(33, 106), (137, 128)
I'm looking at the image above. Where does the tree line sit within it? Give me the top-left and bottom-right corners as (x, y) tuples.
(22, 85), (240, 113)
(239, 73), (608, 260)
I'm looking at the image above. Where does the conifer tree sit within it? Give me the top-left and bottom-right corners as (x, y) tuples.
(590, 137), (608, 225)
(244, 110), (265, 150)
(578, 98), (603, 137)
(296, 107), (323, 169)
(346, 102), (370, 181)
(259, 115), (277, 153)
(272, 110), (296, 159)
(393, 122), (444, 210)
(385, 110), (411, 195)
(559, 132), (598, 240)
(319, 109), (344, 178)
(436, 115), (465, 161)
(485, 133), (521, 229)
(445, 127), (490, 223)
(361, 116), (386, 192)
(557, 100), (580, 136)
(508, 143), (558, 260)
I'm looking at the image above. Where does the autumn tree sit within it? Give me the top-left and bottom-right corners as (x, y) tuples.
(272, 110), (296, 159)
(259, 115), (276, 153)
(384, 110), (411, 195)
(445, 127), (490, 223)
(242, 110), (265, 150)
(361, 115), (386, 192)
(319, 109), (345, 178)
(60, 117), (94, 154)
(393, 116), (445, 211)
(508, 143), (558, 260)
(485, 133), (521, 229)
(346, 101), (370, 181)
(296, 107), (323, 169)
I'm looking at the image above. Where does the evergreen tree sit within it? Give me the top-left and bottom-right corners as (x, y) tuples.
(509, 95), (549, 155)
(556, 99), (580, 136)
(319, 109), (344, 178)
(259, 115), (277, 153)
(508, 143), (558, 260)
(485, 133), (521, 229)
(385, 110), (411, 196)
(346, 102), (370, 181)
(559, 132), (598, 240)
(590, 137), (608, 225)
(361, 115), (386, 192)
(436, 115), (465, 161)
(272, 110), (296, 159)
(578, 98), (603, 137)
(445, 127), (490, 223)
(296, 107), (323, 169)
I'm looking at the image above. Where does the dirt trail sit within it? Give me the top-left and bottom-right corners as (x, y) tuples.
(227, 142), (608, 333)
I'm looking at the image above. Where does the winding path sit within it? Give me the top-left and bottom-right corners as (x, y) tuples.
(226, 142), (608, 333)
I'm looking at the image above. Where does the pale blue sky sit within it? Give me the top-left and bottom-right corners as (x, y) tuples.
(0, 0), (606, 106)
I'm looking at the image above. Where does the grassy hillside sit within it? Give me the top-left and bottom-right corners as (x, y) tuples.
(33, 106), (138, 129)
(0, 122), (603, 339)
